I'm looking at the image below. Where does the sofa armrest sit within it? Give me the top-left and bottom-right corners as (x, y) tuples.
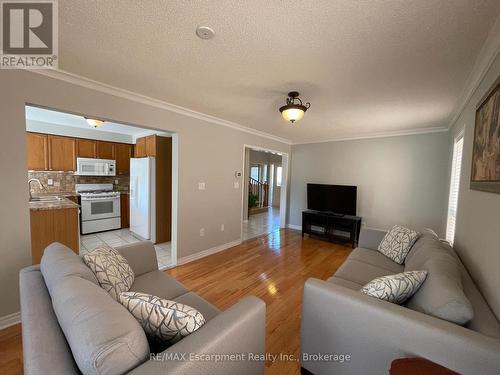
(129, 296), (266, 375)
(301, 279), (500, 375)
(358, 228), (386, 250)
(115, 241), (158, 277)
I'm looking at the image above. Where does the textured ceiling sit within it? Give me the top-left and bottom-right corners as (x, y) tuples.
(57, 0), (500, 143)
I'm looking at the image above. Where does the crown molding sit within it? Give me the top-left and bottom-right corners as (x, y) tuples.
(447, 15), (500, 129)
(292, 126), (448, 145)
(32, 69), (293, 145)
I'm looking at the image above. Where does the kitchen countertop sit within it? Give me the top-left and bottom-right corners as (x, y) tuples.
(29, 197), (80, 211)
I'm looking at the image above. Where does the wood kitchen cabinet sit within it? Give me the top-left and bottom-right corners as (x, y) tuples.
(116, 143), (133, 175)
(145, 135), (157, 157)
(26, 132), (48, 170)
(134, 137), (146, 157)
(48, 135), (76, 171)
(30, 207), (79, 264)
(77, 138), (97, 158)
(120, 193), (130, 228)
(97, 141), (115, 160)
(134, 135), (157, 157)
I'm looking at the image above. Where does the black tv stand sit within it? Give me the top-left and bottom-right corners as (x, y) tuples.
(325, 211), (345, 217)
(302, 210), (362, 248)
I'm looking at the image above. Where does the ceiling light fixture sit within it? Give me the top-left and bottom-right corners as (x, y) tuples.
(279, 91), (310, 124)
(85, 118), (104, 128)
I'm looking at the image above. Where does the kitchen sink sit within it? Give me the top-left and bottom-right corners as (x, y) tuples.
(30, 196), (64, 202)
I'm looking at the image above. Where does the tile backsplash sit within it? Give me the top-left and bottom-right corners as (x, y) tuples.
(28, 171), (129, 195)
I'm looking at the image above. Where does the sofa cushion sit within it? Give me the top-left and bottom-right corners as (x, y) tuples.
(119, 292), (206, 346)
(404, 233), (453, 270)
(361, 270), (428, 304)
(348, 247), (404, 273)
(50, 276), (150, 375)
(83, 245), (135, 300)
(129, 270), (189, 300)
(377, 225), (420, 264)
(173, 291), (221, 322)
(406, 253), (473, 325)
(40, 242), (98, 295)
(334, 258), (402, 286)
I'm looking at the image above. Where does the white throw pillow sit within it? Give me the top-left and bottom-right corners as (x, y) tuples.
(360, 271), (428, 304)
(83, 245), (134, 300)
(119, 292), (206, 345)
(378, 225), (420, 264)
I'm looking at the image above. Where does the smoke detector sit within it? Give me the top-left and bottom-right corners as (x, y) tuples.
(196, 26), (215, 40)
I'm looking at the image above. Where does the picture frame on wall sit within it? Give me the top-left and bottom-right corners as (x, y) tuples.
(470, 76), (500, 194)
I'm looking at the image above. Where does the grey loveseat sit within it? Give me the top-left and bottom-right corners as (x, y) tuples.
(301, 228), (500, 375)
(20, 241), (266, 375)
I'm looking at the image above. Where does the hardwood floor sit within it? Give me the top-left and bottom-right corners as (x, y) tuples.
(167, 229), (351, 374)
(0, 324), (22, 375)
(0, 229), (351, 375)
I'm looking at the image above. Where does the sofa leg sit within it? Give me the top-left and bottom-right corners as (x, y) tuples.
(300, 366), (314, 375)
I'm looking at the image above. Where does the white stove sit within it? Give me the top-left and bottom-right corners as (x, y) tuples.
(75, 184), (121, 234)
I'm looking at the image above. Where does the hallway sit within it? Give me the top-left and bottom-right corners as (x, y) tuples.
(242, 207), (281, 240)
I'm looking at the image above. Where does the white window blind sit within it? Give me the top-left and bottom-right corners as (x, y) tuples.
(446, 135), (464, 245)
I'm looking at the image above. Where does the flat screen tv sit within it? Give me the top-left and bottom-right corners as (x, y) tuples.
(307, 184), (357, 216)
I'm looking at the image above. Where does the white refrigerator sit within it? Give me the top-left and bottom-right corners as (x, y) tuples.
(130, 157), (156, 242)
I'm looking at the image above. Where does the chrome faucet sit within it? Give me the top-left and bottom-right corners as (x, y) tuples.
(28, 178), (45, 200)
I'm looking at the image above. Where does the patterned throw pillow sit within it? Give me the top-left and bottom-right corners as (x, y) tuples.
(83, 245), (134, 300)
(119, 292), (206, 345)
(360, 271), (428, 304)
(378, 225), (420, 264)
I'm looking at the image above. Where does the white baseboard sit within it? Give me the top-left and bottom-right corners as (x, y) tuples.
(286, 224), (302, 231)
(0, 311), (20, 330)
(177, 239), (242, 266)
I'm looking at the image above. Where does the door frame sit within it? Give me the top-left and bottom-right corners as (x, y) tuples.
(241, 144), (289, 240)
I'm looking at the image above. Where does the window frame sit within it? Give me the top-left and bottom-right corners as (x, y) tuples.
(445, 132), (464, 245)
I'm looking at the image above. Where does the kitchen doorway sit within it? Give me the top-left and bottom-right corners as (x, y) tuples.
(25, 105), (178, 270)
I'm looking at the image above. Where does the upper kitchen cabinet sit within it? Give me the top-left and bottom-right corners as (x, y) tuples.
(134, 136), (146, 157)
(77, 138), (97, 158)
(97, 141), (116, 160)
(145, 135), (157, 157)
(26, 132), (48, 170)
(115, 143), (133, 175)
(134, 135), (157, 157)
(48, 135), (76, 171)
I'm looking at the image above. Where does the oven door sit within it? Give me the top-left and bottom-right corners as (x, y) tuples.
(81, 196), (120, 221)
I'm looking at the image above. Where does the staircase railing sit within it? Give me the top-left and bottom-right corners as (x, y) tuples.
(249, 177), (269, 209)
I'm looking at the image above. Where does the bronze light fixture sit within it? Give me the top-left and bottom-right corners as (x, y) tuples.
(279, 91), (311, 123)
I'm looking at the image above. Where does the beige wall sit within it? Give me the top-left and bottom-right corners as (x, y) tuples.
(0, 70), (290, 318)
(448, 52), (500, 319)
(288, 133), (450, 234)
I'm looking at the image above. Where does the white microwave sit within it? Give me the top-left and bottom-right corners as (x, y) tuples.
(76, 158), (116, 176)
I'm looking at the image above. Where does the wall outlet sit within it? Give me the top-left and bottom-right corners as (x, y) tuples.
(114, 179), (119, 185)
(47, 178), (54, 186)
(233, 181), (239, 189)
(220, 224), (225, 231)
(199, 228), (205, 237)
(198, 182), (206, 190)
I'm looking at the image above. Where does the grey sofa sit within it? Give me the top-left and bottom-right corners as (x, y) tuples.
(20, 241), (266, 375)
(301, 228), (500, 375)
